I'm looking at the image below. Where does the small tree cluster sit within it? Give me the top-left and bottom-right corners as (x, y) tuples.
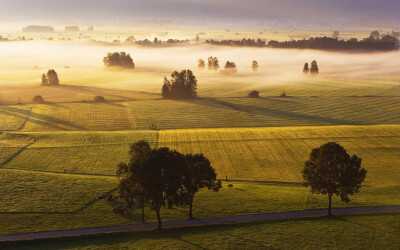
(198, 59), (205, 70)
(303, 60), (319, 75)
(117, 141), (221, 229)
(162, 70), (197, 99)
(103, 52), (135, 69)
(94, 96), (105, 102)
(208, 57), (219, 70)
(221, 61), (237, 75)
(41, 70), (60, 86)
(252, 61), (259, 72)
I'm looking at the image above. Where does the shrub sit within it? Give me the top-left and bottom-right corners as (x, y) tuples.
(33, 95), (44, 103)
(248, 90), (260, 98)
(94, 96), (106, 102)
(280, 92), (287, 97)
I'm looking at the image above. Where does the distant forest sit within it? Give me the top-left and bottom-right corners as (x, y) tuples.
(206, 36), (399, 51)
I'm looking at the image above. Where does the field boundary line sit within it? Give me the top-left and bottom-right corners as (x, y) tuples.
(0, 138), (36, 168)
(0, 206), (399, 242)
(17, 107), (32, 131)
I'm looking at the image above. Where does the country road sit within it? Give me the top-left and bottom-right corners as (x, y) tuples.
(0, 205), (399, 242)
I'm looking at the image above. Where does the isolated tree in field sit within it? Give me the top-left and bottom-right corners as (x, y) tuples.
(94, 96), (105, 102)
(181, 154), (222, 219)
(310, 60), (319, 75)
(117, 140), (152, 223)
(208, 56), (219, 70)
(103, 52), (135, 69)
(252, 61), (259, 72)
(302, 63), (309, 75)
(302, 142), (367, 216)
(41, 73), (49, 85)
(161, 70), (197, 99)
(332, 30), (340, 40)
(45, 69), (60, 86)
(198, 59), (205, 70)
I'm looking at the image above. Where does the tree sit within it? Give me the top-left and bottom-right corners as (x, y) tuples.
(310, 60), (319, 75)
(208, 57), (219, 70)
(41, 74), (49, 86)
(252, 61), (259, 72)
(117, 140), (152, 223)
(303, 63), (309, 75)
(198, 59), (205, 70)
(221, 61), (237, 75)
(46, 69), (60, 85)
(370, 31), (380, 39)
(302, 142), (367, 216)
(332, 31), (340, 40)
(143, 148), (186, 229)
(181, 154), (221, 219)
(161, 70), (197, 99)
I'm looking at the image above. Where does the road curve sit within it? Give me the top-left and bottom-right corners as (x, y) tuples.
(0, 205), (399, 242)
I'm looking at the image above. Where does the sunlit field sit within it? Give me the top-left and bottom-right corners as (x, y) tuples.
(0, 25), (399, 247)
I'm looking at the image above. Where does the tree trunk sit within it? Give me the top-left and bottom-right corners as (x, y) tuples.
(189, 194), (194, 219)
(156, 207), (162, 230)
(328, 193), (332, 216)
(141, 205), (145, 223)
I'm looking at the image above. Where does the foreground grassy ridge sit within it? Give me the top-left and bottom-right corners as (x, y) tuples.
(2, 96), (398, 132)
(5, 125), (400, 185)
(0, 175), (398, 236)
(5, 213), (400, 250)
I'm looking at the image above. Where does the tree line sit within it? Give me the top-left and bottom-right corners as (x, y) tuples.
(268, 36), (398, 51)
(205, 35), (398, 51)
(117, 140), (221, 229)
(114, 140), (366, 228)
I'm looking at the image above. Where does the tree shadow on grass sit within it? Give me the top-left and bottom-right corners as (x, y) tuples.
(3, 106), (88, 131)
(332, 214), (397, 234)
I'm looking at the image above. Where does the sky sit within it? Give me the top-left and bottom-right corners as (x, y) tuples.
(0, 0), (399, 26)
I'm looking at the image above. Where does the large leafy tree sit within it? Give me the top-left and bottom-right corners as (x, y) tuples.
(117, 140), (151, 223)
(103, 52), (135, 69)
(181, 154), (222, 219)
(302, 142), (367, 216)
(161, 70), (197, 99)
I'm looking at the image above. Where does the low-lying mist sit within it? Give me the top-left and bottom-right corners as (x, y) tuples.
(0, 40), (399, 92)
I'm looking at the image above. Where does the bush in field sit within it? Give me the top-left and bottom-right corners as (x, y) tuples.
(248, 90), (260, 98)
(41, 70), (59, 86)
(302, 142), (367, 216)
(33, 95), (44, 103)
(162, 70), (197, 99)
(280, 91), (287, 97)
(94, 96), (105, 102)
(103, 52), (135, 69)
